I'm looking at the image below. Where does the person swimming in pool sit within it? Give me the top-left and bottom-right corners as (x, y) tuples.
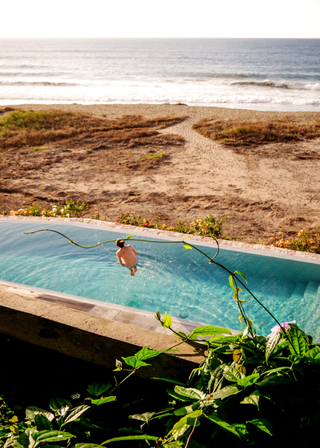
(116, 238), (138, 277)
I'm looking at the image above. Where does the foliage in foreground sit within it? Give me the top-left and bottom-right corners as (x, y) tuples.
(2, 318), (320, 447)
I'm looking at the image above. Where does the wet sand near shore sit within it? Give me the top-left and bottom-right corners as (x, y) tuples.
(1, 103), (320, 243)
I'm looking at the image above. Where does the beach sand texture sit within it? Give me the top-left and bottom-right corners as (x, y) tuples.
(1, 103), (320, 243)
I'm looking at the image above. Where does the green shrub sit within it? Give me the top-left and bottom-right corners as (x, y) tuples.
(117, 212), (227, 238)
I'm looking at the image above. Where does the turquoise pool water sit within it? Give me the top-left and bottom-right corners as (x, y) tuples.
(1, 221), (320, 338)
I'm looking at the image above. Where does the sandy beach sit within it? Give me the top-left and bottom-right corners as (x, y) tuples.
(1, 103), (320, 243)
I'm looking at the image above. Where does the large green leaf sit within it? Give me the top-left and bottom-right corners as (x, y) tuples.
(122, 356), (150, 369)
(265, 332), (281, 362)
(162, 312), (172, 328)
(287, 325), (309, 357)
(246, 419), (273, 436)
(167, 389), (194, 402)
(123, 346), (168, 369)
(32, 430), (76, 444)
(240, 390), (261, 410)
(208, 335), (238, 345)
(234, 270), (247, 283)
(169, 410), (202, 440)
(229, 275), (237, 292)
(264, 365), (292, 375)
(90, 396), (117, 406)
(162, 443), (184, 448)
(173, 386), (206, 401)
(135, 346), (168, 361)
(12, 433), (29, 448)
(210, 385), (241, 401)
(25, 407), (54, 423)
(87, 382), (112, 397)
(208, 364), (227, 394)
(224, 365), (244, 382)
(101, 435), (159, 445)
(61, 405), (91, 426)
(174, 403), (200, 416)
(49, 398), (72, 416)
(34, 414), (53, 431)
(237, 374), (260, 388)
(304, 346), (320, 364)
(190, 325), (231, 338)
(232, 423), (249, 437)
(204, 413), (241, 439)
(129, 412), (156, 423)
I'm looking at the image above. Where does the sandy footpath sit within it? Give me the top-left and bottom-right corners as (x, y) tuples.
(1, 103), (320, 243)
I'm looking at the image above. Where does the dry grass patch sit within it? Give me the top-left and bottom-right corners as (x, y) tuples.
(0, 109), (187, 151)
(193, 117), (320, 148)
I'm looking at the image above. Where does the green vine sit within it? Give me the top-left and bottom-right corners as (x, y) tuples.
(24, 228), (287, 336)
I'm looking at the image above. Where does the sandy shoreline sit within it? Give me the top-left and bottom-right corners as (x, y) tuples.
(1, 103), (320, 243)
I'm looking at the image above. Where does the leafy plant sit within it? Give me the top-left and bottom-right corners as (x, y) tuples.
(190, 214), (228, 238)
(146, 313), (320, 447)
(270, 227), (320, 253)
(8, 199), (88, 219)
(117, 212), (227, 238)
(0, 345), (177, 448)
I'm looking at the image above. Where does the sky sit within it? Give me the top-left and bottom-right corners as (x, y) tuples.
(2, 0), (320, 39)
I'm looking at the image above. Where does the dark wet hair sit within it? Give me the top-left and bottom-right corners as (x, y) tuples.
(116, 238), (125, 247)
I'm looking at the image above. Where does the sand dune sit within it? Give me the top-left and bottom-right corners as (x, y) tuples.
(1, 103), (320, 243)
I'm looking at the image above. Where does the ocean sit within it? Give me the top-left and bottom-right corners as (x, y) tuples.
(0, 38), (319, 111)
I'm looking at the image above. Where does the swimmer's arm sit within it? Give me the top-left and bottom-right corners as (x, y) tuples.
(116, 251), (125, 265)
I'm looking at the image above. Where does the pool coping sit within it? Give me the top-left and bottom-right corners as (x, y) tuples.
(1, 215), (320, 262)
(0, 283), (208, 382)
(1, 215), (320, 333)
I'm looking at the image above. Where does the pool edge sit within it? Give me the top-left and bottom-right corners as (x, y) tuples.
(0, 281), (207, 382)
(1, 215), (320, 263)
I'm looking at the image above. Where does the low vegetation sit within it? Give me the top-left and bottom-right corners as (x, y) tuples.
(193, 117), (320, 147)
(117, 212), (228, 238)
(0, 109), (187, 151)
(270, 228), (320, 254)
(6, 199), (88, 219)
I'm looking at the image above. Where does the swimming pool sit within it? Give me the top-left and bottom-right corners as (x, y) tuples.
(1, 220), (320, 338)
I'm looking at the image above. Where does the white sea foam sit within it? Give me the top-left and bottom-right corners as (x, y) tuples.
(0, 38), (319, 111)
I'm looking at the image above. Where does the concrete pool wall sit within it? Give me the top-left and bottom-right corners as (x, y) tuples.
(1, 216), (320, 380)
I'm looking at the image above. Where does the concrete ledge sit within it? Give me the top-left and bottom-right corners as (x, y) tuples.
(0, 286), (206, 383)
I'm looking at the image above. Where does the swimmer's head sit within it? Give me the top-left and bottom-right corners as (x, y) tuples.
(116, 238), (125, 247)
